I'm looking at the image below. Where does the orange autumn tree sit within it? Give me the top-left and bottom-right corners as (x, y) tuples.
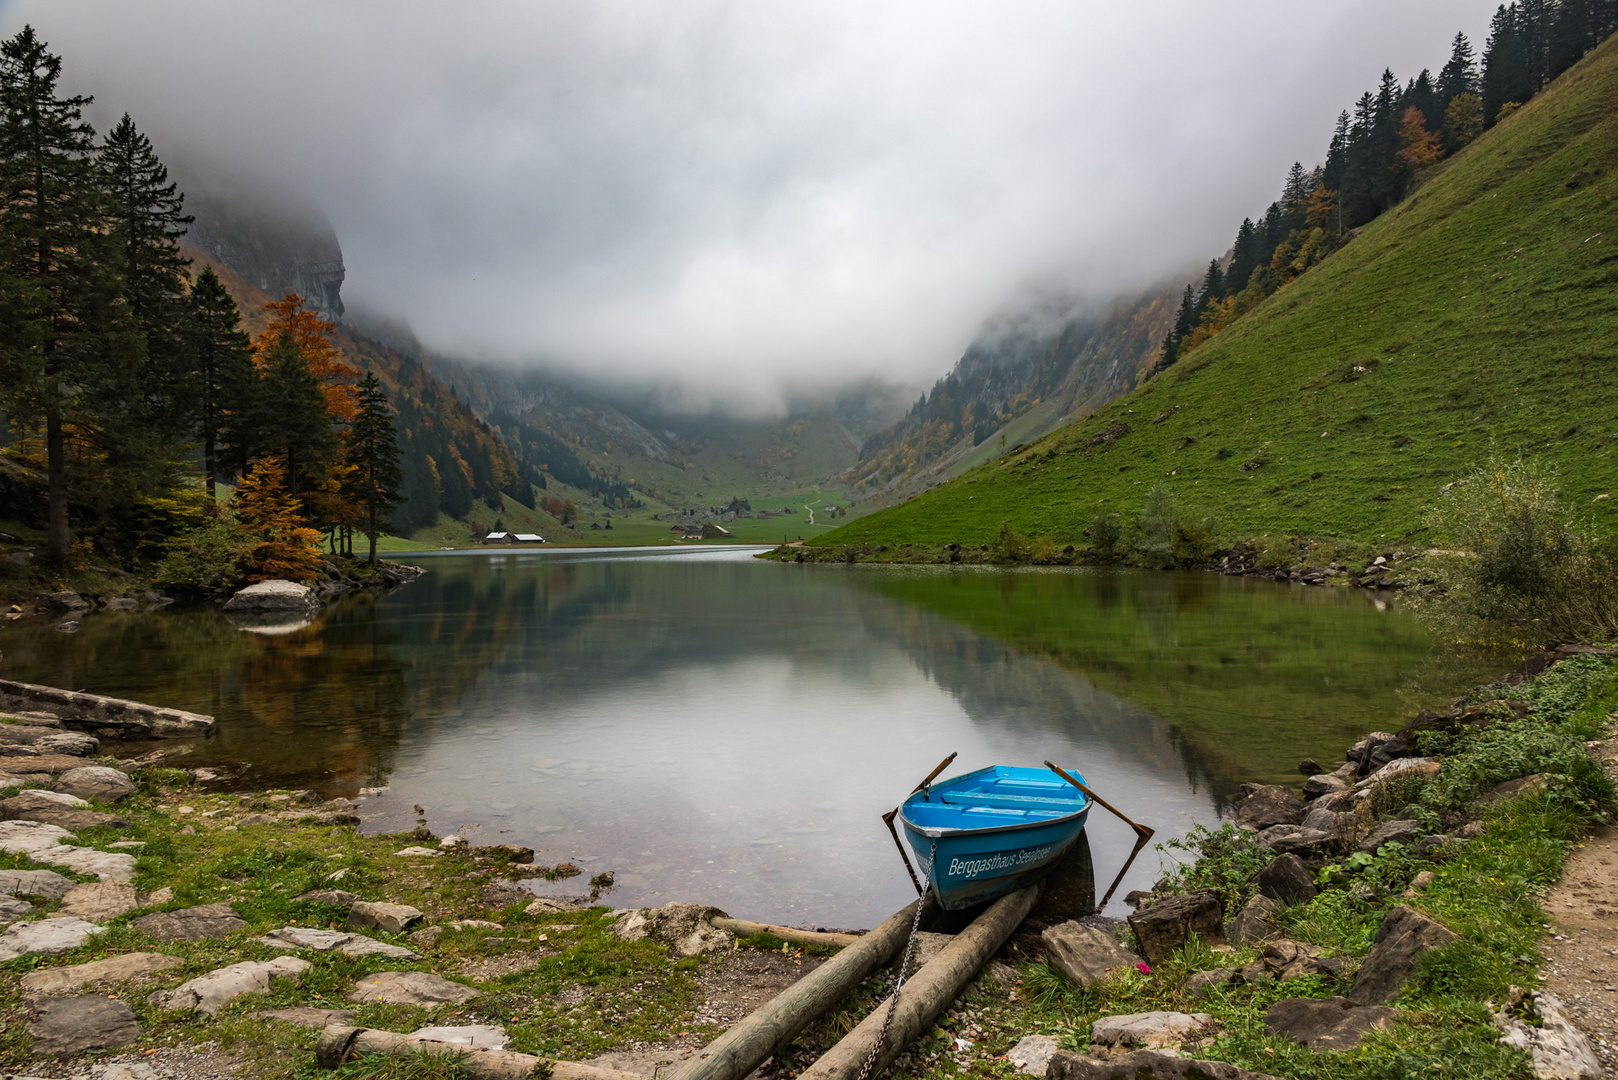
(254, 294), (359, 422)
(233, 454), (324, 582)
(1397, 107), (1442, 168)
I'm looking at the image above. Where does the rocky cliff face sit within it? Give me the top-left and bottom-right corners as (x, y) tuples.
(182, 184), (346, 322)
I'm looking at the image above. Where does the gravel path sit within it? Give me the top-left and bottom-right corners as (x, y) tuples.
(1539, 734), (1618, 1078)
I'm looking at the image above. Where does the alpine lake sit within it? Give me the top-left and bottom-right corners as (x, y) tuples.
(0, 547), (1513, 929)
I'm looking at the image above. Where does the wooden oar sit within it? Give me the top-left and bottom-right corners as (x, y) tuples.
(1044, 760), (1155, 842)
(1093, 830), (1152, 914)
(882, 752), (960, 897)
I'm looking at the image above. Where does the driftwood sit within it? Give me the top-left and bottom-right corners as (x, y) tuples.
(314, 1025), (641, 1080)
(664, 900), (922, 1080)
(710, 917), (862, 948)
(799, 884), (1039, 1080)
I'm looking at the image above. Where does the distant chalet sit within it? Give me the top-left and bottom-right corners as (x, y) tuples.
(481, 532), (544, 545)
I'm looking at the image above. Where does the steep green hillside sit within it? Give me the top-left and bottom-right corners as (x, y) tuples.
(822, 32), (1618, 551)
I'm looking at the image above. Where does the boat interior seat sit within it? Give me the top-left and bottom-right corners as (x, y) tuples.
(937, 790), (1084, 813)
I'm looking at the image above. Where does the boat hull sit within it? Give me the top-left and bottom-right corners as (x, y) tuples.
(898, 765), (1090, 910)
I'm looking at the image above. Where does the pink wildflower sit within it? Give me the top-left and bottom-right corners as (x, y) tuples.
(1136, 962), (1151, 974)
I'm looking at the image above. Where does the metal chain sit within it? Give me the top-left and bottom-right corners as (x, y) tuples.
(855, 839), (936, 1080)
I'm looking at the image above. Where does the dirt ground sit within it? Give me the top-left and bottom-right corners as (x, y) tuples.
(582, 947), (827, 1078)
(1539, 734), (1618, 1078)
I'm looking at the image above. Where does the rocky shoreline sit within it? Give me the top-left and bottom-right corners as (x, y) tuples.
(0, 645), (1606, 1079)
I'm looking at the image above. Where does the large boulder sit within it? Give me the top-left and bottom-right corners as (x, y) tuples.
(1041, 921), (1143, 986)
(1253, 824), (1336, 858)
(1264, 996), (1396, 1050)
(1127, 890), (1223, 964)
(1226, 893), (1283, 947)
(1255, 853), (1317, 905)
(222, 579), (320, 615)
(53, 765), (135, 803)
(1228, 784), (1304, 830)
(27, 995), (140, 1055)
(1357, 819), (1425, 854)
(1301, 773), (1348, 800)
(1049, 1050), (1282, 1080)
(1348, 905), (1458, 1004)
(612, 902), (734, 956)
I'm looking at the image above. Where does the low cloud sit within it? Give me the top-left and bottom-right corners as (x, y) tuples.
(6, 0), (1491, 410)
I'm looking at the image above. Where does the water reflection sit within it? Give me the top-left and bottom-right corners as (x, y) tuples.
(0, 549), (1509, 926)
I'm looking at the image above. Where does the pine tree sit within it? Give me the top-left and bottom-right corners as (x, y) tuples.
(1227, 217), (1260, 294)
(343, 372), (404, 564)
(1483, 4), (1533, 124)
(183, 267), (251, 500)
(1280, 162), (1311, 231)
(0, 26), (105, 560)
(1437, 32), (1480, 108)
(1194, 259), (1224, 314)
(1323, 111), (1351, 193)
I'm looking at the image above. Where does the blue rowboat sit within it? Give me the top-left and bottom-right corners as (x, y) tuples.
(898, 764), (1091, 910)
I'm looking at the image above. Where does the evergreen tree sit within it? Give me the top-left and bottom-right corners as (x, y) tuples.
(1227, 217), (1261, 295)
(1323, 111), (1351, 193)
(1280, 162), (1311, 231)
(0, 26), (106, 560)
(343, 372), (404, 564)
(1483, 4), (1534, 123)
(247, 328), (340, 508)
(1437, 32), (1480, 108)
(1194, 259), (1224, 314)
(183, 267), (251, 500)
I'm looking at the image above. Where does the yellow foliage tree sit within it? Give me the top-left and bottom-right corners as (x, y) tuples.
(233, 455), (324, 583)
(1397, 106), (1442, 167)
(253, 294), (359, 423)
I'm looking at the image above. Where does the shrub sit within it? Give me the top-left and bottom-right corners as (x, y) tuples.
(1087, 512), (1123, 561)
(1158, 822), (1272, 912)
(1420, 717), (1616, 822)
(1030, 536), (1058, 564)
(1419, 454), (1618, 644)
(1172, 513), (1217, 565)
(153, 516), (254, 593)
(995, 520), (1028, 563)
(1132, 484), (1178, 568)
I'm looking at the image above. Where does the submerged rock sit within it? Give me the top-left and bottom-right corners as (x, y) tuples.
(222, 579), (320, 615)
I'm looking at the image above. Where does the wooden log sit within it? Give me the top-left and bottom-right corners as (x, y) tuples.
(664, 899), (922, 1080)
(798, 885), (1039, 1080)
(710, 917), (862, 948)
(314, 1025), (642, 1080)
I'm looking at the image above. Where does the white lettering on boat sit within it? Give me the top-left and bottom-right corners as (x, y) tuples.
(947, 845), (1056, 880)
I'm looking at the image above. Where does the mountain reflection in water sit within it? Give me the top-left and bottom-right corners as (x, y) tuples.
(0, 547), (1507, 926)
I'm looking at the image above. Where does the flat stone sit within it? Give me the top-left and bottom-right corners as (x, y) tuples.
(1184, 967), (1239, 999)
(1491, 989), (1603, 1080)
(1358, 818), (1425, 854)
(1264, 996), (1396, 1050)
(148, 956), (311, 1015)
(56, 882), (141, 921)
(1226, 893), (1283, 946)
(1302, 773), (1348, 799)
(348, 970), (480, 1006)
(32, 846), (138, 882)
(33, 733), (98, 757)
(449, 919), (504, 931)
(409, 925), (444, 947)
(0, 819), (75, 854)
(131, 902), (245, 942)
(0, 868), (74, 899)
(1089, 1011), (1212, 1051)
(1355, 758), (1441, 790)
(1126, 890), (1223, 964)
(409, 1024), (509, 1049)
(258, 926), (419, 959)
(1049, 1050), (1282, 1080)
(255, 1006), (356, 1028)
(1041, 921), (1143, 986)
(1228, 784), (1304, 830)
(1253, 824), (1336, 857)
(1008, 1034), (1060, 1075)
(0, 790), (87, 810)
(1261, 938), (1346, 981)
(54, 766), (135, 803)
(1477, 774), (1544, 805)
(293, 889), (358, 906)
(0, 917), (106, 961)
(27, 994), (140, 1055)
(20, 951), (183, 995)
(525, 897), (583, 915)
(346, 900), (424, 935)
(394, 846), (440, 857)
(0, 896), (34, 918)
(0, 801), (127, 831)
(222, 579), (320, 614)
(1255, 853), (1317, 905)
(42, 592), (90, 611)
(1349, 904), (1458, 1005)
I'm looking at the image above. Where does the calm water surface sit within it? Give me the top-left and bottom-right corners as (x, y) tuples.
(0, 548), (1510, 927)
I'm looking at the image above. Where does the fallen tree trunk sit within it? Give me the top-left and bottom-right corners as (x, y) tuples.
(314, 1025), (641, 1080)
(711, 917), (862, 948)
(799, 884), (1039, 1080)
(665, 899), (923, 1080)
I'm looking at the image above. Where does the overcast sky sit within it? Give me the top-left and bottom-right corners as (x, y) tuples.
(5, 1), (1492, 411)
